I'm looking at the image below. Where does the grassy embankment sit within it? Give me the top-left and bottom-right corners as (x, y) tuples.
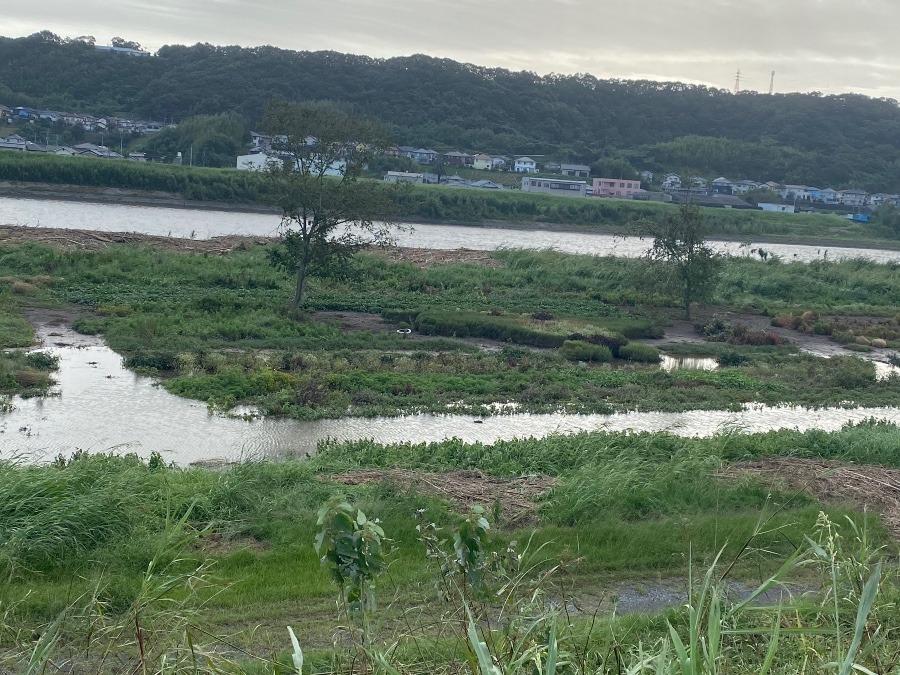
(1, 151), (898, 246)
(0, 279), (56, 399)
(0, 421), (898, 672)
(0, 239), (898, 413)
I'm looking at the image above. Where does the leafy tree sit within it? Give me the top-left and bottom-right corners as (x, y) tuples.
(144, 113), (247, 166)
(873, 203), (900, 238)
(262, 102), (405, 309)
(111, 37), (143, 50)
(642, 203), (722, 319)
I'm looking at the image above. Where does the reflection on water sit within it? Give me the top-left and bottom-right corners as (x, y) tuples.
(660, 355), (719, 372)
(3, 196), (900, 264)
(3, 327), (900, 467)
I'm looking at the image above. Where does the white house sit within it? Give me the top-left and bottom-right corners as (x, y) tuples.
(237, 152), (347, 176)
(870, 193), (900, 208)
(818, 188), (840, 204)
(0, 134), (27, 150)
(384, 171), (423, 184)
(514, 156), (537, 173)
(758, 203), (796, 213)
(839, 189), (869, 207)
(661, 173), (681, 190)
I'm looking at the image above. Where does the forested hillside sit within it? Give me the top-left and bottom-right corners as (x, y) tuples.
(3, 31), (900, 190)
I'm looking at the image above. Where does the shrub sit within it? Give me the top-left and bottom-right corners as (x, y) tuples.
(618, 343), (661, 363)
(717, 350), (747, 367)
(845, 343), (872, 353)
(124, 350), (179, 371)
(559, 340), (612, 362)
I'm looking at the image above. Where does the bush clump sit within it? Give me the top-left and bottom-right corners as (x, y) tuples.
(618, 343), (661, 363)
(559, 340), (612, 363)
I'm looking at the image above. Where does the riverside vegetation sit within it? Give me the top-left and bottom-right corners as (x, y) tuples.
(0, 237), (899, 412)
(0, 422), (899, 672)
(4, 152), (900, 247)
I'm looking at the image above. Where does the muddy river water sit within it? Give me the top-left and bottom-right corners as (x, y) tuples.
(2, 325), (898, 467)
(2, 196), (900, 465)
(4, 195), (900, 263)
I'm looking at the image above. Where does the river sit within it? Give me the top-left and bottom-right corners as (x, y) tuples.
(2, 196), (900, 465)
(2, 325), (898, 467)
(3, 196), (900, 263)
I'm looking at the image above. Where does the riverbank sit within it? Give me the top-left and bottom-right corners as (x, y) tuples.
(0, 423), (898, 673)
(1, 233), (899, 426)
(2, 170), (899, 250)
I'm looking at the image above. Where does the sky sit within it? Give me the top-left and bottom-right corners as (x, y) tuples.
(6, 0), (900, 100)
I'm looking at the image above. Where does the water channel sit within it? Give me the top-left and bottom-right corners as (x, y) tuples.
(2, 196), (900, 465)
(4, 195), (900, 263)
(2, 325), (898, 467)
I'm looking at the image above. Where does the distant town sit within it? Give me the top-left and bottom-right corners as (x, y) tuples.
(3, 101), (898, 218)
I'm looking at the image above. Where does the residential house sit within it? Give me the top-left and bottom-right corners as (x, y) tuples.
(732, 180), (760, 194)
(0, 104), (10, 118)
(818, 188), (840, 205)
(711, 177), (734, 195)
(13, 107), (34, 119)
(592, 177), (642, 198)
(639, 170), (654, 183)
(397, 146), (417, 160)
(142, 123), (163, 134)
(384, 171), (423, 184)
(73, 143), (122, 158)
(543, 162), (562, 173)
(758, 203), (796, 213)
(491, 156), (508, 170)
(412, 148), (440, 164)
(779, 185), (810, 201)
(513, 157), (538, 173)
(444, 175), (469, 187)
(521, 177), (586, 198)
(560, 163), (590, 178)
(472, 153), (493, 170)
(443, 150), (473, 167)
(0, 134), (27, 150)
(128, 152), (148, 162)
(249, 132), (272, 150)
(869, 193), (900, 208)
(839, 189), (868, 207)
(38, 110), (61, 122)
(763, 181), (781, 191)
(660, 173), (681, 190)
(690, 176), (708, 189)
(236, 152), (275, 170)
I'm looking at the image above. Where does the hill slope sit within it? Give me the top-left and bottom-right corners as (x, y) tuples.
(2, 31), (900, 190)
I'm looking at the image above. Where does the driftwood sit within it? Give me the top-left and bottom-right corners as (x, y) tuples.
(719, 457), (900, 538)
(330, 469), (555, 525)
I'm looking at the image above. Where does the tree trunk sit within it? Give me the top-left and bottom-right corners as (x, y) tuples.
(293, 262), (308, 309)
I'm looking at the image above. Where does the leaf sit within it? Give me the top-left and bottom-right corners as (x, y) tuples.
(287, 626), (304, 674)
(839, 563), (881, 675)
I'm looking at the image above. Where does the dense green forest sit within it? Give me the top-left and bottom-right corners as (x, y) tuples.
(2, 31), (900, 190)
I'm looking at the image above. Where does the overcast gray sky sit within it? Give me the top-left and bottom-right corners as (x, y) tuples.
(7, 0), (900, 100)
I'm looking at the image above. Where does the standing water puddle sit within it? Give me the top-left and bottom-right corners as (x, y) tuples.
(3, 326), (900, 467)
(660, 355), (719, 372)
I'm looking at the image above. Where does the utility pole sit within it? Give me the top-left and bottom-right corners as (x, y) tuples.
(769, 70), (776, 95)
(734, 69), (741, 94)
(190, 145), (193, 166)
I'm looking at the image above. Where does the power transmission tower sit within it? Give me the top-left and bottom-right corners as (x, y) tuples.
(734, 69), (741, 94)
(769, 70), (776, 95)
